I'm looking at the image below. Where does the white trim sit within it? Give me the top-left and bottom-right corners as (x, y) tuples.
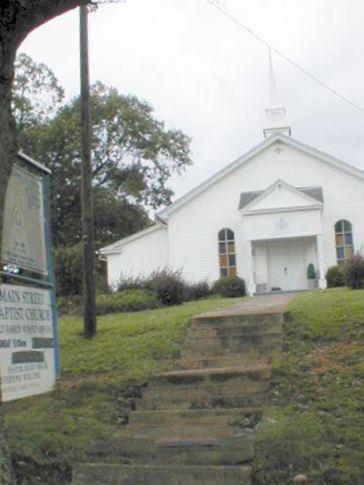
(241, 204), (323, 216)
(241, 179), (323, 213)
(18, 151), (51, 175)
(99, 224), (165, 255)
(158, 133), (364, 218)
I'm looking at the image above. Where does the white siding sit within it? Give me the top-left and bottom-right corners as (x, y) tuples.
(166, 140), (364, 283)
(106, 226), (168, 288)
(243, 209), (322, 241)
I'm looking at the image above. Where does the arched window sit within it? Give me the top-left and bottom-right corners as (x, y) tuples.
(335, 220), (354, 263)
(218, 228), (237, 277)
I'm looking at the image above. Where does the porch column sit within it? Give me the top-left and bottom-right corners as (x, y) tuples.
(245, 240), (255, 296)
(316, 235), (327, 289)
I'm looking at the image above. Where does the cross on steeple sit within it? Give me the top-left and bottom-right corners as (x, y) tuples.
(263, 48), (292, 138)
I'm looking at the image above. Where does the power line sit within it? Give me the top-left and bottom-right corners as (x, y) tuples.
(206, 0), (364, 114)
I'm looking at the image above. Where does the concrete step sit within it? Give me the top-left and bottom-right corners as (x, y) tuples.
(88, 426), (254, 466)
(150, 365), (271, 386)
(181, 333), (282, 357)
(140, 366), (270, 410)
(128, 407), (262, 427)
(176, 354), (271, 370)
(140, 389), (266, 411)
(190, 311), (283, 329)
(188, 319), (283, 336)
(72, 463), (252, 485)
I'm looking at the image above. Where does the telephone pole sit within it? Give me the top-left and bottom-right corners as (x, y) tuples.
(80, 1), (96, 338)
(79, 0), (125, 338)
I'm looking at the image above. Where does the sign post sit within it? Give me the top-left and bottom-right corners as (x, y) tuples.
(0, 152), (59, 402)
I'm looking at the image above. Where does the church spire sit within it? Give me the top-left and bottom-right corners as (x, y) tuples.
(263, 48), (292, 138)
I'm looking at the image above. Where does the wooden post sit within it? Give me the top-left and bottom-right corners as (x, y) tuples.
(80, 2), (97, 338)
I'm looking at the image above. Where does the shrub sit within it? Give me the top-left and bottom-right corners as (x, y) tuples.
(117, 271), (212, 306)
(144, 268), (186, 306)
(325, 265), (345, 288)
(307, 263), (317, 279)
(116, 274), (144, 292)
(57, 295), (82, 315)
(344, 255), (364, 290)
(184, 281), (211, 301)
(211, 275), (246, 298)
(96, 289), (160, 315)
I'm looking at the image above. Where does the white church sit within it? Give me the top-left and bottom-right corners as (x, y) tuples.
(100, 62), (364, 296)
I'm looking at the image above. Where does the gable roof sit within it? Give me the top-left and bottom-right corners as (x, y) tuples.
(159, 133), (364, 219)
(239, 184), (324, 210)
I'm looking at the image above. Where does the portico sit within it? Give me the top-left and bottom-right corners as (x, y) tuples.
(239, 179), (326, 295)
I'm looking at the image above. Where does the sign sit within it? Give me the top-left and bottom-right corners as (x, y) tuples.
(2, 164), (47, 274)
(0, 284), (55, 401)
(0, 152), (59, 402)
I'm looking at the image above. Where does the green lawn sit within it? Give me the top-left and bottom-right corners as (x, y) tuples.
(5, 289), (364, 484)
(253, 288), (364, 485)
(4, 297), (242, 484)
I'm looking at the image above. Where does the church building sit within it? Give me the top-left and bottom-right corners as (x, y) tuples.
(100, 60), (364, 296)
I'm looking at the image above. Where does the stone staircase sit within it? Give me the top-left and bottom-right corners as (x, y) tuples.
(72, 298), (288, 485)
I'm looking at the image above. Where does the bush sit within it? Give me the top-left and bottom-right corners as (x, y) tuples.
(116, 274), (144, 292)
(184, 281), (211, 301)
(144, 268), (186, 306)
(307, 263), (316, 279)
(344, 255), (364, 290)
(211, 275), (246, 298)
(325, 265), (345, 288)
(57, 295), (83, 315)
(96, 289), (160, 315)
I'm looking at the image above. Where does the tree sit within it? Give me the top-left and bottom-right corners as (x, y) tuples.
(13, 54), (192, 292)
(13, 52), (64, 131)
(15, 67), (191, 248)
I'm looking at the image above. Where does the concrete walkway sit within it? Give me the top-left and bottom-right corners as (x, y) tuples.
(197, 293), (294, 318)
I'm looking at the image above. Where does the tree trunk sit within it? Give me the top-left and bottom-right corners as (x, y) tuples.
(0, 37), (17, 257)
(0, 27), (19, 485)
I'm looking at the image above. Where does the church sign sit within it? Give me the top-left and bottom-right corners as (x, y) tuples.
(0, 152), (59, 402)
(2, 164), (47, 274)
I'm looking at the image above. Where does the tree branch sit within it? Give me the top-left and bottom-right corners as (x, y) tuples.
(0, 1), (88, 46)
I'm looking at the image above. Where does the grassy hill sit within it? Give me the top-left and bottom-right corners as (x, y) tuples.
(254, 288), (364, 484)
(5, 297), (242, 484)
(4, 289), (364, 484)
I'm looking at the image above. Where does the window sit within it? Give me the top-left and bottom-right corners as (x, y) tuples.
(218, 228), (237, 277)
(335, 220), (354, 263)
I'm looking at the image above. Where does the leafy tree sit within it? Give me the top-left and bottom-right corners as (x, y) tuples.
(13, 52), (64, 131)
(12, 54), (192, 294)
(15, 57), (191, 247)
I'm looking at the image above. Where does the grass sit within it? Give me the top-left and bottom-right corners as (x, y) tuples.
(6, 289), (364, 484)
(4, 297), (242, 484)
(253, 288), (364, 485)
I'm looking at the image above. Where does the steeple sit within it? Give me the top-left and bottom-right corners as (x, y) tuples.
(263, 48), (291, 138)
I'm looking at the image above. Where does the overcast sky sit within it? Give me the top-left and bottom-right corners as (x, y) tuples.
(20, 0), (364, 203)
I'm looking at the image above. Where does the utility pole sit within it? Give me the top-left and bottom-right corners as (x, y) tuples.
(80, 1), (96, 338)
(79, 0), (124, 338)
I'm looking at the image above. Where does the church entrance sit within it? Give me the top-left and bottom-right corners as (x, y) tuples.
(253, 237), (317, 293)
(267, 239), (307, 291)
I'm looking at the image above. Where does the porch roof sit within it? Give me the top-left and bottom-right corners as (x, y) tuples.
(239, 186), (324, 210)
